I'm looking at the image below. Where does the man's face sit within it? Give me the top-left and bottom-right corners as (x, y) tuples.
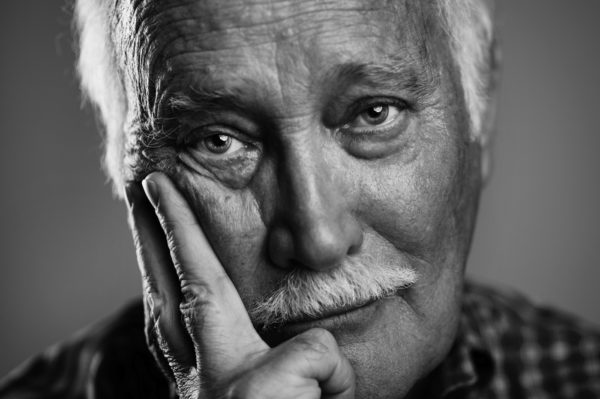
(121, 0), (483, 397)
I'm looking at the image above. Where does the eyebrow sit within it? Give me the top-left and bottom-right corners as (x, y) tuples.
(328, 58), (438, 105)
(159, 85), (253, 118)
(156, 57), (438, 123)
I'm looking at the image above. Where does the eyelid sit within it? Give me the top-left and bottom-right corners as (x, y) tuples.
(178, 124), (248, 147)
(346, 105), (401, 130)
(350, 97), (409, 116)
(170, 108), (262, 143)
(341, 98), (408, 132)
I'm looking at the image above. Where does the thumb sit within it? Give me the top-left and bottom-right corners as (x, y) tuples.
(263, 328), (355, 398)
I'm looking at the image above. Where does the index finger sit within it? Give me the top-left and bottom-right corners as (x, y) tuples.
(125, 182), (196, 377)
(142, 172), (268, 374)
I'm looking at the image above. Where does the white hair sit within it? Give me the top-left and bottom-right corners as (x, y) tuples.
(74, 0), (495, 196)
(75, 0), (127, 194)
(438, 0), (495, 144)
(249, 255), (418, 328)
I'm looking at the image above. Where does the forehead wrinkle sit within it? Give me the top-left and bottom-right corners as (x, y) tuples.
(123, 0), (399, 74)
(152, 45), (283, 121)
(120, 3), (379, 121)
(127, 0), (390, 60)
(153, 40), (438, 124)
(119, 0), (443, 127)
(144, 10), (390, 63)
(146, 0), (384, 34)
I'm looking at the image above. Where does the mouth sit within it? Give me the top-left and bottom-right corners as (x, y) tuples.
(289, 296), (379, 324)
(259, 294), (392, 346)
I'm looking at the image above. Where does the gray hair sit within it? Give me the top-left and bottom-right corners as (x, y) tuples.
(74, 0), (495, 196)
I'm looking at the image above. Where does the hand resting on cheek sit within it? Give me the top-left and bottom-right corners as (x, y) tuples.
(125, 172), (355, 399)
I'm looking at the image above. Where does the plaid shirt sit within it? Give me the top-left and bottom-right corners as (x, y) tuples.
(437, 283), (600, 398)
(1, 282), (600, 398)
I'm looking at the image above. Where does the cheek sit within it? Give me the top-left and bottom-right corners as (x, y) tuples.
(357, 133), (464, 261)
(171, 166), (274, 303)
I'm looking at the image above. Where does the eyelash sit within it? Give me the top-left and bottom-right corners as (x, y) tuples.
(340, 99), (409, 134)
(178, 125), (237, 146)
(355, 97), (408, 116)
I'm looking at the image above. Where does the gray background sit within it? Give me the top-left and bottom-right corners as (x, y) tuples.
(1, 1), (599, 377)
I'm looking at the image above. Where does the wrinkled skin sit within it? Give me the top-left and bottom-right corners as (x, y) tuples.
(119, 0), (484, 397)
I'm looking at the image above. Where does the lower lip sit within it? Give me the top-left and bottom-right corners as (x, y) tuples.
(262, 297), (388, 344)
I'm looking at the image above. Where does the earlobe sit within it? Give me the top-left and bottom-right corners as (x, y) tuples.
(479, 93), (496, 186)
(479, 36), (501, 186)
(480, 144), (493, 186)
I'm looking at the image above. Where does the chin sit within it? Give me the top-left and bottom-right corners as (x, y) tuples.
(259, 287), (461, 399)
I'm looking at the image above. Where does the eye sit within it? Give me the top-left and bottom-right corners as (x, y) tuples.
(359, 105), (389, 125)
(199, 133), (246, 156)
(344, 103), (404, 131)
(336, 100), (411, 159)
(177, 122), (262, 189)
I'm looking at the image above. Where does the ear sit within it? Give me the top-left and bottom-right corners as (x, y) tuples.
(479, 35), (501, 186)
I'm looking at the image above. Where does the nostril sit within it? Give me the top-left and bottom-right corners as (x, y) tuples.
(348, 239), (362, 256)
(267, 224), (296, 269)
(267, 219), (350, 271)
(345, 218), (364, 256)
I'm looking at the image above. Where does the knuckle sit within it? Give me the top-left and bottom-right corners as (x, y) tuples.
(303, 327), (336, 347)
(180, 279), (212, 306)
(130, 225), (143, 252)
(141, 273), (161, 299)
(144, 285), (182, 330)
(164, 227), (181, 251)
(222, 373), (265, 399)
(144, 289), (164, 322)
(290, 328), (335, 355)
(154, 206), (170, 230)
(178, 280), (216, 327)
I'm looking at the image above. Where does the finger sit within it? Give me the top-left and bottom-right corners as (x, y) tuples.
(141, 172), (267, 373)
(125, 182), (196, 372)
(238, 328), (355, 399)
(276, 329), (355, 398)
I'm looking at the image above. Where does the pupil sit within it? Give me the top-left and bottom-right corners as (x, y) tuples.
(205, 134), (232, 154)
(365, 105), (388, 124)
(212, 135), (228, 146)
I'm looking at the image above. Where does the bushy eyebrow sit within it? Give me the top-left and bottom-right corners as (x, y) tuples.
(150, 85), (256, 137)
(164, 86), (252, 116)
(156, 57), (438, 124)
(329, 59), (438, 105)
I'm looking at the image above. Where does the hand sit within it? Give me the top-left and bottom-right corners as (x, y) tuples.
(125, 172), (355, 399)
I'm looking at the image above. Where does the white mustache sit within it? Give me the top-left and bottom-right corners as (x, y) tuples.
(249, 256), (418, 328)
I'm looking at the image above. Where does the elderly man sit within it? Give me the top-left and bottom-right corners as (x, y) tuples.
(1, 0), (600, 398)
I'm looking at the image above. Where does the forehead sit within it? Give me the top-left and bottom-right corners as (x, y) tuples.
(116, 0), (443, 115)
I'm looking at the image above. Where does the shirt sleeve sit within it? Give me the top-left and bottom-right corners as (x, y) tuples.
(0, 300), (171, 399)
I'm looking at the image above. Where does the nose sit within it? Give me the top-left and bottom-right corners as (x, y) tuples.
(267, 138), (363, 272)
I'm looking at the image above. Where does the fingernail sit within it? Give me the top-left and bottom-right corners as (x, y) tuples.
(142, 177), (159, 209)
